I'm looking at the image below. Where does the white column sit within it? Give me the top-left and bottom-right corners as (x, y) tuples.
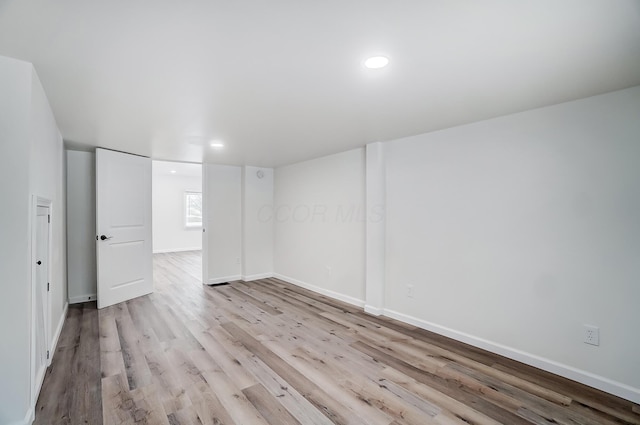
(365, 142), (385, 315)
(242, 166), (274, 281)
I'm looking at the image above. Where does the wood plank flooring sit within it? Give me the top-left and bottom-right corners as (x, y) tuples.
(34, 251), (640, 424)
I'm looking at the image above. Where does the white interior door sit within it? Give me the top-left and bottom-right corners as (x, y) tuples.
(96, 148), (153, 309)
(33, 205), (49, 399)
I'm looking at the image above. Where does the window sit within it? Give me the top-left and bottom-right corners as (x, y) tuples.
(184, 191), (202, 227)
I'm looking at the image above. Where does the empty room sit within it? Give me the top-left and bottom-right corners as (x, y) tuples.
(1, 1), (639, 424)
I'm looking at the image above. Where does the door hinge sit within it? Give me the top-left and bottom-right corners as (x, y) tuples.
(46, 350), (50, 360)
(47, 282), (50, 291)
(48, 214), (50, 223)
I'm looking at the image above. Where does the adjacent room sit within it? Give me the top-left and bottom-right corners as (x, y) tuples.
(152, 160), (203, 283)
(1, 1), (639, 425)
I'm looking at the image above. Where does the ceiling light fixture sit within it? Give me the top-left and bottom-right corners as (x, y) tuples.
(364, 56), (389, 69)
(170, 170), (177, 174)
(210, 141), (225, 149)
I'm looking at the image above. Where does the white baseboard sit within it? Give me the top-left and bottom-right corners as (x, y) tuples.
(242, 272), (274, 282)
(25, 408), (34, 425)
(364, 304), (384, 316)
(68, 294), (96, 304)
(153, 247), (202, 254)
(273, 273), (365, 308)
(261, 273), (640, 404)
(9, 407), (34, 425)
(207, 275), (241, 285)
(383, 308), (640, 404)
(32, 363), (46, 416)
(49, 302), (68, 367)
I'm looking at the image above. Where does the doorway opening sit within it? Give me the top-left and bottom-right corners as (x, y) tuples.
(152, 161), (203, 285)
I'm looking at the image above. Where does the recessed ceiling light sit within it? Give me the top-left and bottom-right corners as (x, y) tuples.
(364, 56), (389, 69)
(210, 141), (225, 149)
(170, 170), (177, 174)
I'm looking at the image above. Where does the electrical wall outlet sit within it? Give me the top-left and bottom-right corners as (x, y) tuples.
(584, 325), (600, 346)
(407, 284), (414, 298)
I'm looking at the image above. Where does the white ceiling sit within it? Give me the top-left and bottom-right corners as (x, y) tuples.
(1, 0), (639, 167)
(152, 160), (202, 178)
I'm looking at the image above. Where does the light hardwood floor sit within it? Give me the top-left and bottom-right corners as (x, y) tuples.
(34, 251), (640, 424)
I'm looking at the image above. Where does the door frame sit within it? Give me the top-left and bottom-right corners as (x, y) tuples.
(202, 164), (208, 285)
(30, 195), (52, 410)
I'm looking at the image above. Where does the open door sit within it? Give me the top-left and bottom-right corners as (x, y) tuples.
(96, 148), (153, 309)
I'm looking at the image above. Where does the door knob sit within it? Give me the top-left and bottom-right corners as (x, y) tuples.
(100, 235), (113, 241)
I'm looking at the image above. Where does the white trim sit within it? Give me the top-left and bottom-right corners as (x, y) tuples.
(202, 165), (208, 285)
(24, 408), (34, 425)
(68, 294), (97, 304)
(242, 272), (274, 282)
(30, 196), (52, 421)
(269, 268), (640, 404)
(153, 247), (202, 254)
(364, 305), (384, 316)
(382, 308), (640, 404)
(208, 275), (242, 285)
(33, 294), (58, 408)
(273, 273), (365, 308)
(32, 363), (45, 418)
(7, 407), (34, 425)
(240, 166), (247, 281)
(48, 302), (68, 367)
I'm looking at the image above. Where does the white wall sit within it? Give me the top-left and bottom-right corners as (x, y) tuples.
(0, 55), (67, 425)
(152, 166), (202, 253)
(66, 151), (96, 303)
(0, 55), (34, 425)
(274, 148), (366, 305)
(30, 70), (68, 368)
(270, 86), (640, 403)
(205, 164), (242, 284)
(242, 166), (274, 280)
(383, 86), (640, 402)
